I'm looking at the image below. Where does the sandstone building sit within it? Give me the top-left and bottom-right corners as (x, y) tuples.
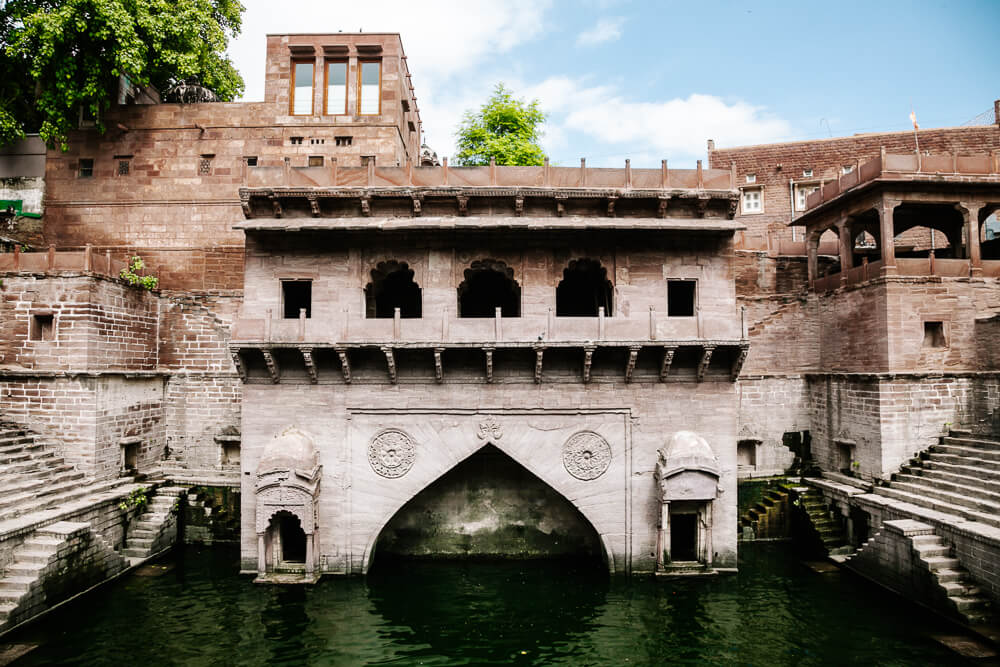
(0, 30), (999, 630)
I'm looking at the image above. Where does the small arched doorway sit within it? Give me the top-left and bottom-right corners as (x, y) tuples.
(457, 260), (521, 317)
(267, 511), (307, 567)
(556, 258), (613, 316)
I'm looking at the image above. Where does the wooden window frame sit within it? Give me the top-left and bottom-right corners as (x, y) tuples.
(289, 59), (315, 116)
(357, 59), (382, 116)
(323, 60), (348, 116)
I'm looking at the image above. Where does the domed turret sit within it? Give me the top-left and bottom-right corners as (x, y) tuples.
(256, 427), (319, 474)
(658, 430), (720, 479)
(419, 143), (440, 167)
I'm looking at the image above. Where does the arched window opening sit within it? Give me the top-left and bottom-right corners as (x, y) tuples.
(556, 258), (613, 316)
(457, 259), (520, 318)
(365, 260), (422, 318)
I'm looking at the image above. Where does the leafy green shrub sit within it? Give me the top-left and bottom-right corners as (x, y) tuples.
(119, 256), (158, 290)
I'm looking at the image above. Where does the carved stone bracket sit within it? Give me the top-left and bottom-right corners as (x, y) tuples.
(483, 347), (494, 383)
(412, 195), (423, 217)
(659, 345), (677, 382)
(457, 195), (469, 216)
(583, 345), (595, 383)
(360, 196), (371, 217)
(269, 194), (283, 218)
(240, 193), (252, 218)
(534, 347), (545, 384)
(555, 194), (568, 217)
(231, 351), (247, 382)
(607, 195), (617, 217)
(625, 345), (640, 383)
(695, 195), (710, 218)
(514, 195), (524, 217)
(657, 196), (670, 218)
(731, 343), (749, 381)
(382, 346), (397, 384)
(697, 345), (715, 381)
(727, 197), (739, 219)
(308, 195), (320, 217)
(261, 349), (279, 383)
(300, 346), (317, 384)
(335, 346), (352, 384)
(433, 347), (444, 383)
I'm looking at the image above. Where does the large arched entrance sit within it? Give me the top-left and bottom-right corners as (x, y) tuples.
(369, 444), (605, 570)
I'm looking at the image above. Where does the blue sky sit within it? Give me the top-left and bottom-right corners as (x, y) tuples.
(228, 0), (1000, 167)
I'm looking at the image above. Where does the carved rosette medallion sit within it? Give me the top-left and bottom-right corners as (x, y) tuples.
(562, 431), (612, 481)
(368, 429), (417, 478)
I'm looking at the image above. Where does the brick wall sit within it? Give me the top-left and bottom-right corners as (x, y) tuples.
(164, 375), (241, 471)
(736, 375), (809, 476)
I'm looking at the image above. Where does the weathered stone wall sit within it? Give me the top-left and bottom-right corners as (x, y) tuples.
(737, 376), (808, 476)
(240, 380), (739, 576)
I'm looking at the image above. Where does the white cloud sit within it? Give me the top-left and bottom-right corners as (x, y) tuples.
(575, 17), (625, 46)
(523, 76), (793, 165)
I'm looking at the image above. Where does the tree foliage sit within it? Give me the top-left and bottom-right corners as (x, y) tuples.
(0, 0), (245, 149)
(454, 84), (546, 166)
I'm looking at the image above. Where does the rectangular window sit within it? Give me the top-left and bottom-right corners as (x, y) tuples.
(794, 184), (819, 211)
(923, 321), (946, 348)
(245, 156), (258, 167)
(335, 136), (352, 147)
(325, 61), (347, 115)
(117, 159), (130, 176)
(290, 136), (304, 145)
(742, 188), (762, 214)
(841, 165), (854, 175)
(308, 155), (324, 167)
(361, 155), (375, 167)
(358, 60), (381, 115)
(282, 280), (312, 319)
(121, 440), (140, 472)
(291, 60), (314, 116)
(199, 155), (213, 175)
(745, 173), (756, 184)
(667, 280), (696, 317)
(78, 158), (94, 178)
(30, 313), (55, 341)
(803, 169), (813, 178)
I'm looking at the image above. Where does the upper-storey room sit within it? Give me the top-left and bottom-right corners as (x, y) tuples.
(262, 33), (421, 162)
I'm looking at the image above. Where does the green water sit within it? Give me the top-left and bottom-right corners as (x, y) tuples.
(8, 544), (971, 666)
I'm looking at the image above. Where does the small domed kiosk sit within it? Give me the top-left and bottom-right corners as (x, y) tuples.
(254, 427), (322, 583)
(654, 431), (721, 573)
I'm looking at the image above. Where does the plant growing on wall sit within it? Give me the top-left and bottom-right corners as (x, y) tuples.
(119, 255), (158, 290)
(455, 84), (547, 166)
(118, 486), (148, 513)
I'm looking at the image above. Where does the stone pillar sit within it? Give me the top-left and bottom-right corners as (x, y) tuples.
(877, 198), (899, 275)
(958, 201), (984, 277)
(257, 533), (266, 574)
(656, 501), (670, 569)
(705, 502), (714, 567)
(305, 533), (315, 575)
(807, 231), (820, 288)
(837, 217), (852, 287)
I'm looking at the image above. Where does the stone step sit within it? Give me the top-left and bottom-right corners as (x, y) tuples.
(0, 576), (35, 592)
(0, 478), (130, 519)
(872, 486), (1000, 529)
(933, 568), (965, 583)
(926, 452), (1000, 472)
(15, 549), (56, 564)
(922, 555), (962, 571)
(123, 548), (149, 558)
(912, 541), (952, 558)
(907, 464), (1000, 494)
(0, 602), (18, 618)
(156, 486), (189, 496)
(942, 436), (1000, 451)
(931, 443), (1000, 462)
(949, 596), (990, 613)
(940, 580), (982, 597)
(0, 468), (84, 499)
(129, 537), (155, 548)
(894, 473), (1000, 505)
(5, 562), (45, 578)
(129, 529), (156, 539)
(0, 454), (66, 478)
(0, 590), (22, 604)
(889, 480), (1000, 515)
(0, 436), (34, 450)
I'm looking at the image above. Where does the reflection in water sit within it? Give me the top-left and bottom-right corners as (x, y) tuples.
(10, 544), (967, 667)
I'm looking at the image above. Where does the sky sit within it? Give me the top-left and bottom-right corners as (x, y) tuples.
(226, 0), (1000, 168)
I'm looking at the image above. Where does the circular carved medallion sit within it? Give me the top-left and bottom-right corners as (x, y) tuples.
(562, 431), (612, 481)
(368, 429), (417, 478)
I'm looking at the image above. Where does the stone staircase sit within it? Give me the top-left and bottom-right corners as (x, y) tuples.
(0, 423), (129, 521)
(740, 486), (791, 540)
(845, 519), (994, 626)
(793, 486), (849, 555)
(879, 433), (1000, 529)
(0, 521), (128, 632)
(122, 486), (187, 564)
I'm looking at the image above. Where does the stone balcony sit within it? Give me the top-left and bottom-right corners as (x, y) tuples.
(229, 309), (748, 385)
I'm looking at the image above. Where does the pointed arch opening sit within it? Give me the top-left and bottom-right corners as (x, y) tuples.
(368, 444), (606, 572)
(365, 260), (422, 318)
(457, 260), (520, 318)
(556, 258), (613, 316)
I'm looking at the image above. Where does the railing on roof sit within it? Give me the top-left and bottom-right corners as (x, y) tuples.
(0, 244), (123, 278)
(804, 150), (1000, 211)
(811, 256), (1000, 292)
(243, 158), (738, 191)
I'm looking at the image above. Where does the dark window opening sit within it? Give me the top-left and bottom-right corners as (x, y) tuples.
(221, 441), (240, 465)
(556, 258), (613, 316)
(670, 512), (698, 561)
(365, 260), (422, 318)
(276, 513), (306, 563)
(282, 280), (312, 319)
(30, 313), (54, 341)
(458, 260), (521, 318)
(837, 442), (855, 475)
(78, 158), (94, 178)
(923, 321), (946, 348)
(308, 155), (324, 167)
(245, 156), (258, 167)
(290, 136), (304, 145)
(667, 280), (696, 317)
(199, 155), (213, 175)
(335, 136), (352, 147)
(361, 155), (375, 167)
(117, 159), (130, 176)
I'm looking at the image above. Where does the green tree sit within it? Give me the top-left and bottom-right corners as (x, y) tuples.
(0, 0), (245, 149)
(454, 83), (546, 166)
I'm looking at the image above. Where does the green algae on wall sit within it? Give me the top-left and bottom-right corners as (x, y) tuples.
(374, 445), (602, 561)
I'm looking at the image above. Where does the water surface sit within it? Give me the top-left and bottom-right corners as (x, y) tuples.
(9, 544), (968, 666)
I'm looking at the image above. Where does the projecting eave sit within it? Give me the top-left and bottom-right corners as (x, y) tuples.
(234, 216), (745, 233)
